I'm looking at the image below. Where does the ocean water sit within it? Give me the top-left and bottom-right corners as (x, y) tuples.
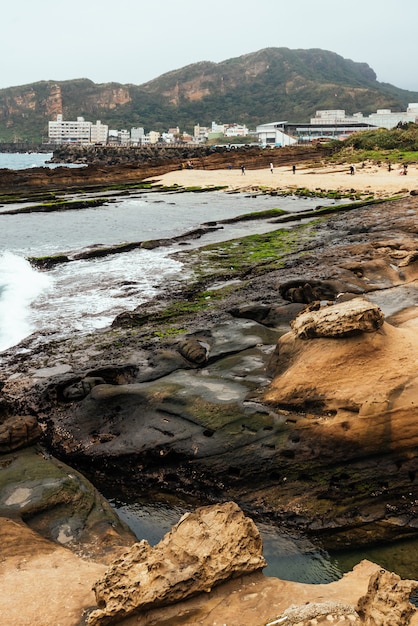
(0, 151), (84, 170)
(108, 496), (342, 583)
(0, 156), (339, 352)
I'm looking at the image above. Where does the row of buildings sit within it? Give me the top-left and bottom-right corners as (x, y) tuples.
(47, 116), (250, 146)
(48, 104), (418, 147)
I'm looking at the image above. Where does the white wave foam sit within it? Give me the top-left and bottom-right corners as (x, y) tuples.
(0, 252), (53, 352)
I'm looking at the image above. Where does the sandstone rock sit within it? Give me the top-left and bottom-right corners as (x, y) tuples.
(357, 568), (418, 625)
(177, 337), (210, 364)
(87, 501), (266, 625)
(266, 316), (418, 425)
(0, 415), (41, 452)
(0, 445), (135, 559)
(0, 517), (107, 626)
(290, 297), (384, 339)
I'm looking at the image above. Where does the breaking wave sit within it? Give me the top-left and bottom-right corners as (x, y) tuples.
(0, 252), (53, 352)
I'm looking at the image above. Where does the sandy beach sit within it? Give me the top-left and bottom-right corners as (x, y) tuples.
(147, 161), (418, 198)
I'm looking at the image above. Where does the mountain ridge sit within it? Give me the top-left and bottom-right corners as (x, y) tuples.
(1, 47), (417, 142)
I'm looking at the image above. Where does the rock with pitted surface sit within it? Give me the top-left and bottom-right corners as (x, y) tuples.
(87, 501), (266, 626)
(290, 297), (384, 339)
(357, 568), (418, 625)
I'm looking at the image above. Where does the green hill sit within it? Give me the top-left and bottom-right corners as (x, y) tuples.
(1, 47), (417, 143)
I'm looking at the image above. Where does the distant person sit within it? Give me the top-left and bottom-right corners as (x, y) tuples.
(388, 162), (392, 172)
(349, 165), (355, 175)
(241, 165), (246, 175)
(270, 162), (274, 173)
(227, 163), (233, 170)
(292, 165), (296, 174)
(404, 163), (408, 175)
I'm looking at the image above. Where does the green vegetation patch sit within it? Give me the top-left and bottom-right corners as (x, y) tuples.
(343, 123), (418, 153)
(0, 191), (58, 204)
(221, 208), (287, 223)
(182, 224), (314, 280)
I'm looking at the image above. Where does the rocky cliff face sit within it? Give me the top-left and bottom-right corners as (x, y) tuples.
(0, 47), (416, 141)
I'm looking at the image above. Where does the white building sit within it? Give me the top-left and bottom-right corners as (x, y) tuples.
(90, 120), (108, 144)
(161, 131), (176, 144)
(194, 124), (209, 142)
(311, 104), (418, 130)
(211, 121), (226, 134)
(225, 124), (249, 137)
(256, 122), (297, 147)
(147, 130), (160, 144)
(118, 129), (130, 145)
(131, 127), (145, 145)
(48, 114), (108, 144)
(367, 103), (418, 129)
(311, 110), (348, 125)
(48, 114), (91, 144)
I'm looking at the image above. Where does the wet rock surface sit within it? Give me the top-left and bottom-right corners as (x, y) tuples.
(2, 195), (418, 553)
(0, 444), (135, 560)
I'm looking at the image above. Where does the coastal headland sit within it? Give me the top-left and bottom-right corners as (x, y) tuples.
(2, 146), (418, 624)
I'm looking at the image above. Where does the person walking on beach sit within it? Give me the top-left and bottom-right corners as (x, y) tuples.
(349, 165), (355, 175)
(270, 162), (274, 173)
(292, 165), (296, 174)
(241, 165), (246, 175)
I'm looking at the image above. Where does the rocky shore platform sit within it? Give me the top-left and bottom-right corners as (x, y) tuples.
(2, 154), (418, 624)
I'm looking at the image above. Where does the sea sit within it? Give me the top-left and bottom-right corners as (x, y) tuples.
(0, 152), (336, 353)
(2, 152), (418, 586)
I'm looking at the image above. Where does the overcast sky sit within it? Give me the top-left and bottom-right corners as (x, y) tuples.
(2, 0), (417, 95)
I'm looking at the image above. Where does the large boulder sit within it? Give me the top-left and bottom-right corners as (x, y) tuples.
(357, 568), (418, 625)
(0, 445), (135, 559)
(290, 297), (384, 338)
(87, 501), (266, 625)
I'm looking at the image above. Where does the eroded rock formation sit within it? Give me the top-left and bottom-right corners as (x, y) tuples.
(265, 298), (418, 427)
(87, 501), (266, 625)
(357, 568), (418, 626)
(289, 297), (384, 338)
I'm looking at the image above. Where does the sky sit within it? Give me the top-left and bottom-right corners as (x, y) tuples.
(2, 0), (418, 93)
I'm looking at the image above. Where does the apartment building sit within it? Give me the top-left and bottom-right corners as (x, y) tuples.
(90, 120), (108, 144)
(48, 115), (108, 144)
